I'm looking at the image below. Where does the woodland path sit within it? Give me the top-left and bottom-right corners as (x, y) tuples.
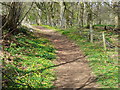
(33, 26), (99, 89)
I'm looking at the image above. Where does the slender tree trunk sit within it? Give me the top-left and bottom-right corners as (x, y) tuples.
(86, 2), (93, 28)
(80, 3), (84, 27)
(60, 1), (65, 28)
(77, 2), (81, 27)
(97, 2), (101, 25)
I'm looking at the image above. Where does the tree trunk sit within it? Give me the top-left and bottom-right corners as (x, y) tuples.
(115, 13), (120, 29)
(80, 3), (84, 27)
(60, 2), (65, 28)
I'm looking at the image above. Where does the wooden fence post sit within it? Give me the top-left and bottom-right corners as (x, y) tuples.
(115, 46), (118, 60)
(0, 29), (3, 90)
(102, 32), (106, 51)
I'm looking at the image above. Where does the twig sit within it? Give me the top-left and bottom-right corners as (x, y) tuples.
(0, 2), (12, 8)
(17, 2), (34, 26)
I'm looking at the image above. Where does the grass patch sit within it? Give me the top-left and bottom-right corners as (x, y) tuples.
(3, 26), (56, 88)
(43, 25), (119, 88)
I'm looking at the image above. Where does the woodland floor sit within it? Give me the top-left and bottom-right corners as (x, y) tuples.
(33, 26), (100, 89)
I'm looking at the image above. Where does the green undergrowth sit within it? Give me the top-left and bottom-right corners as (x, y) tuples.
(42, 25), (119, 88)
(93, 24), (115, 27)
(3, 26), (56, 88)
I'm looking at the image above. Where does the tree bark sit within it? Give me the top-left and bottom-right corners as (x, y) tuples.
(59, 1), (65, 28)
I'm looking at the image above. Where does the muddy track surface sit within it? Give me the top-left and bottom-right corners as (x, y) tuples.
(33, 26), (99, 89)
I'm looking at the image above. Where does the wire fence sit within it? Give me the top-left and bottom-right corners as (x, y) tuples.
(78, 30), (118, 47)
(75, 29), (119, 60)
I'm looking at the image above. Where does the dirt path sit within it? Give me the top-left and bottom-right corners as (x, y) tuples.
(33, 26), (99, 89)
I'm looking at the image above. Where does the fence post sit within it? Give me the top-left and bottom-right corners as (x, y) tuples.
(0, 29), (3, 90)
(102, 32), (106, 51)
(115, 46), (118, 60)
